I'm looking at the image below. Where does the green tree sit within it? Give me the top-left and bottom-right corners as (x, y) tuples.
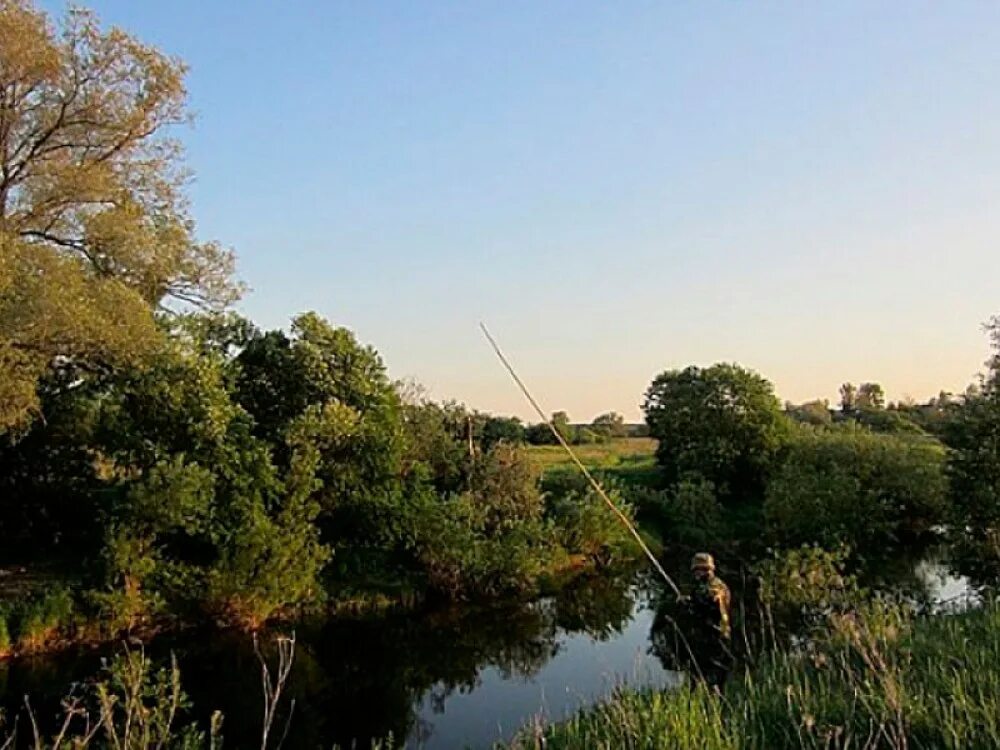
(642, 363), (789, 501)
(786, 399), (832, 426)
(550, 411), (576, 443)
(94, 329), (330, 628)
(591, 412), (627, 438)
(946, 317), (1000, 537)
(235, 313), (406, 547)
(481, 415), (525, 449)
(857, 382), (886, 410)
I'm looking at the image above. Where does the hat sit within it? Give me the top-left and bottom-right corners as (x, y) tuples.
(691, 552), (715, 572)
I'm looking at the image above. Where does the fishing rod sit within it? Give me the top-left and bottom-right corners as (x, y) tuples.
(480, 323), (682, 598)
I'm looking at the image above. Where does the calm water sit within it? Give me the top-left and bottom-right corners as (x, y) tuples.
(0, 572), (678, 749)
(0, 547), (982, 749)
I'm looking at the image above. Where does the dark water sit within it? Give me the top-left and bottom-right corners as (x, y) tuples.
(0, 547), (982, 749)
(0, 572), (678, 749)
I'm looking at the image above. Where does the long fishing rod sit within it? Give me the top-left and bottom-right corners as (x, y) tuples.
(480, 323), (682, 598)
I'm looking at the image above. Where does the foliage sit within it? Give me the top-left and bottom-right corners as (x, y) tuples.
(754, 544), (859, 624)
(946, 317), (1000, 536)
(591, 412), (627, 438)
(525, 412), (577, 445)
(643, 364), (789, 501)
(0, 0), (239, 434)
(849, 407), (925, 434)
(2, 648), (219, 749)
(764, 425), (948, 547)
(0, 585), (76, 652)
(543, 472), (638, 562)
(234, 313), (405, 552)
(784, 399), (831, 426)
(409, 444), (553, 599)
(85, 329), (332, 628)
(399, 397), (472, 493)
(856, 382), (886, 410)
(481, 415), (526, 449)
(630, 474), (723, 546)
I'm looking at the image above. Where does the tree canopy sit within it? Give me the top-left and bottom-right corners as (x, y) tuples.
(643, 363), (789, 500)
(0, 0), (238, 434)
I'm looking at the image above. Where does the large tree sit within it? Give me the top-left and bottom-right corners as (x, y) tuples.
(0, 0), (238, 433)
(643, 363), (789, 500)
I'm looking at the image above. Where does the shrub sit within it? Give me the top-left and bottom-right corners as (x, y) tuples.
(545, 476), (638, 563)
(409, 445), (552, 599)
(630, 474), (723, 546)
(764, 426), (948, 547)
(753, 544), (859, 625)
(8, 586), (77, 652)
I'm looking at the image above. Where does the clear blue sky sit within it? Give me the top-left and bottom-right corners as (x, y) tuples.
(44, 1), (1000, 420)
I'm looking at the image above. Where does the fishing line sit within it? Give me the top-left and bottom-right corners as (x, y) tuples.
(480, 322), (682, 598)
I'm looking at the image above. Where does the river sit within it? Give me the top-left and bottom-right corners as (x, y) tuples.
(0, 546), (981, 749)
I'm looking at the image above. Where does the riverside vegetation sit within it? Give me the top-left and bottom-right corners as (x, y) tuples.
(2, 1), (1000, 747)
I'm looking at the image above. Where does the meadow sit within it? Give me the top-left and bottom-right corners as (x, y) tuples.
(526, 437), (661, 486)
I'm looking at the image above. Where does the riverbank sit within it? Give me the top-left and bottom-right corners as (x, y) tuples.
(0, 549), (638, 662)
(505, 599), (1000, 749)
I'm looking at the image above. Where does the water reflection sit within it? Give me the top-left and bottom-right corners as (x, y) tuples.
(0, 571), (676, 750)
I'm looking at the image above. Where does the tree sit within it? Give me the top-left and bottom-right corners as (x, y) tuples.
(481, 415), (525, 449)
(946, 317), (1000, 536)
(550, 411), (575, 443)
(839, 383), (857, 413)
(0, 1), (238, 433)
(591, 412), (627, 438)
(642, 363), (789, 501)
(0, 0), (236, 307)
(93, 327), (329, 627)
(857, 382), (886, 410)
(234, 313), (406, 547)
(786, 399), (832, 426)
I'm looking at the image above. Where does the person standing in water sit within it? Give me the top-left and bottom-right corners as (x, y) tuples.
(650, 551), (735, 689)
(689, 552), (731, 641)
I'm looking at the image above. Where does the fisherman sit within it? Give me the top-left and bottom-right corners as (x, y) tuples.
(689, 552), (731, 640)
(649, 552), (734, 690)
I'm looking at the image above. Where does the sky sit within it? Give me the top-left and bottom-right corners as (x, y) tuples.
(41, 1), (1000, 421)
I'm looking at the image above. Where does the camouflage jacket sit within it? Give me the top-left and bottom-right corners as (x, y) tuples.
(690, 576), (732, 639)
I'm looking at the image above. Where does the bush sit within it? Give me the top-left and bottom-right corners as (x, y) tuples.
(630, 474), (723, 546)
(410, 492), (548, 599)
(764, 426), (948, 547)
(0, 586), (78, 653)
(753, 544), (859, 625)
(545, 475), (638, 563)
(409, 445), (552, 599)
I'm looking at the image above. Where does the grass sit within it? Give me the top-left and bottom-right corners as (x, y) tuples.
(525, 437), (661, 487)
(504, 600), (1000, 749)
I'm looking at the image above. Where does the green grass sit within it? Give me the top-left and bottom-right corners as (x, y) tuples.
(525, 438), (661, 487)
(505, 601), (1000, 749)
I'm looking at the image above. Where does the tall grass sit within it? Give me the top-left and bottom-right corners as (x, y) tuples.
(506, 600), (1000, 749)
